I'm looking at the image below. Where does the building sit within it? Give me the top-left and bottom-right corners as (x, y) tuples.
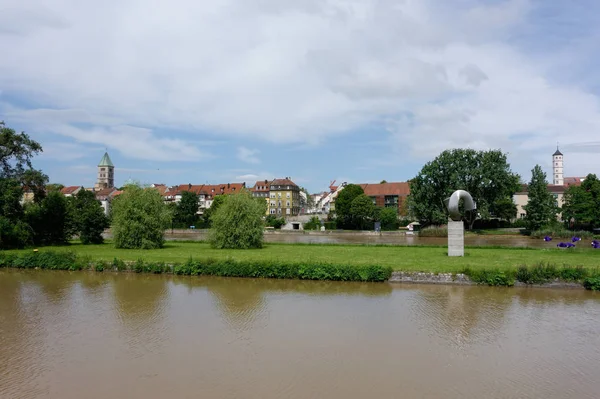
(268, 178), (300, 216)
(513, 147), (585, 220)
(359, 182), (410, 215)
(94, 152), (115, 191)
(94, 187), (118, 215)
(167, 182), (246, 215)
(60, 186), (83, 197)
(251, 180), (271, 215)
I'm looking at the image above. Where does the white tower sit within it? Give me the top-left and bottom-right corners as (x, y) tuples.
(552, 146), (563, 186)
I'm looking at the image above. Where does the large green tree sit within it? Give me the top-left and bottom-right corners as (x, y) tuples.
(175, 191), (200, 227)
(25, 191), (73, 245)
(523, 165), (557, 231)
(334, 184), (365, 229)
(203, 194), (227, 227)
(0, 179), (32, 248)
(71, 190), (110, 244)
(562, 174), (600, 229)
(378, 207), (400, 231)
(349, 194), (376, 230)
(111, 185), (172, 249)
(209, 192), (264, 249)
(408, 149), (520, 227)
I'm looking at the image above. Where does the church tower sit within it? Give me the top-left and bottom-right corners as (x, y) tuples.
(552, 146), (563, 186)
(95, 152), (115, 190)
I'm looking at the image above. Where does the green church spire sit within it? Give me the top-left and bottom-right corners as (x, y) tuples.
(98, 152), (114, 167)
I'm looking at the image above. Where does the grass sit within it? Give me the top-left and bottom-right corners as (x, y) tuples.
(4, 241), (600, 273)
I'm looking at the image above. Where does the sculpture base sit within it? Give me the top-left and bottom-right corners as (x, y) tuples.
(448, 220), (464, 257)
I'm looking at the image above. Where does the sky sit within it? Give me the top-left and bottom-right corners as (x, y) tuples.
(1, 0), (600, 193)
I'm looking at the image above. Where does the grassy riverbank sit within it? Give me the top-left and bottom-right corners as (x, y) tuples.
(3, 241), (600, 273)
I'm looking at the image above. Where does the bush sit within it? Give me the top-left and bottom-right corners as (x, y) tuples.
(463, 268), (514, 286)
(323, 221), (337, 230)
(303, 216), (322, 230)
(94, 260), (106, 272)
(583, 277), (600, 291)
(378, 207), (400, 231)
(265, 215), (286, 229)
(209, 192), (265, 249)
(530, 227), (593, 239)
(111, 185), (172, 249)
(112, 257), (127, 271)
(419, 226), (448, 237)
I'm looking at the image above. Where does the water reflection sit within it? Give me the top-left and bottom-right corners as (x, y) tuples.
(1, 270), (599, 399)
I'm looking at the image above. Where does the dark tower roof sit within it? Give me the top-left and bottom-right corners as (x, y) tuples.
(553, 147), (563, 156)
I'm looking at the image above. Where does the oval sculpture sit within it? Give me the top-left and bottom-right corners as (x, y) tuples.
(445, 190), (476, 221)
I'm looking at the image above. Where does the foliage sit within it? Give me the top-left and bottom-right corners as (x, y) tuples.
(175, 191), (200, 227)
(111, 185), (172, 249)
(203, 194), (227, 227)
(299, 187), (315, 211)
(350, 194), (376, 230)
(523, 165), (558, 231)
(209, 192), (265, 249)
(46, 183), (65, 193)
(0, 121), (43, 179)
(463, 268), (515, 286)
(323, 221), (337, 230)
(418, 226), (448, 237)
(25, 191), (73, 245)
(380, 180), (387, 184)
(530, 227), (593, 239)
(562, 174), (600, 229)
(0, 178), (32, 248)
(491, 197), (517, 221)
(408, 149), (520, 228)
(303, 216), (322, 230)
(70, 189), (110, 244)
(378, 207), (399, 231)
(265, 215), (286, 229)
(583, 277), (600, 291)
(334, 184), (365, 229)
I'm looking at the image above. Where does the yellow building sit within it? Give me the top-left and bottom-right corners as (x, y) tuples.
(268, 178), (300, 216)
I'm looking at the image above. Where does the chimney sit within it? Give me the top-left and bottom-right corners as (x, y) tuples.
(227, 183), (230, 188)
(188, 183), (191, 190)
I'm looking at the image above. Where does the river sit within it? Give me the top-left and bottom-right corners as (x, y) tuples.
(1, 270), (599, 398)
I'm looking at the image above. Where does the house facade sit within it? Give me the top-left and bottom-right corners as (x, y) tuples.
(251, 180), (271, 215)
(359, 182), (410, 216)
(268, 178), (300, 216)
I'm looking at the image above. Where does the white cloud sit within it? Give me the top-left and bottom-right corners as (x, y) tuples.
(237, 147), (261, 164)
(0, 0), (599, 177)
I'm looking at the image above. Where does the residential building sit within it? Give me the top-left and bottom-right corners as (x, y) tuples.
(359, 182), (411, 215)
(268, 178), (300, 216)
(94, 152), (115, 191)
(513, 147), (585, 220)
(168, 182), (246, 215)
(94, 187), (118, 215)
(60, 186), (83, 197)
(251, 180), (271, 215)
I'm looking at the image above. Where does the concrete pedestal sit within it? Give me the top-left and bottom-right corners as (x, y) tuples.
(448, 220), (464, 257)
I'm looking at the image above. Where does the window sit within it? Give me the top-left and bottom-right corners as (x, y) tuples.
(101, 168), (105, 171)
(278, 193), (282, 198)
(270, 209), (276, 214)
(286, 193), (290, 198)
(286, 201), (290, 207)
(286, 208), (290, 215)
(270, 193), (275, 198)
(520, 213), (526, 219)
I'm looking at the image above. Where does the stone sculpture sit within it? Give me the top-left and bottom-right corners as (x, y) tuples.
(444, 190), (476, 257)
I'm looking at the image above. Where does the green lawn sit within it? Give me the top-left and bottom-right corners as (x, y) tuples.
(5, 241), (600, 273)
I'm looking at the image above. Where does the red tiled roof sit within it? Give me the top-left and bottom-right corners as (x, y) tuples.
(173, 182), (247, 197)
(564, 177), (585, 186)
(358, 182), (410, 196)
(112, 190), (124, 197)
(95, 187), (116, 199)
(270, 178), (298, 187)
(252, 180), (272, 192)
(61, 186), (82, 195)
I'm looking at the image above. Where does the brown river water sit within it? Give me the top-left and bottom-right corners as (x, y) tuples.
(1, 270), (600, 399)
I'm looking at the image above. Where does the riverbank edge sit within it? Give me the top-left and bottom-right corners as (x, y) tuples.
(388, 271), (585, 289)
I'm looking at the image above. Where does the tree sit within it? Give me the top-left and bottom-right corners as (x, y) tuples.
(380, 180), (388, 184)
(334, 184), (365, 229)
(562, 174), (600, 229)
(350, 194), (376, 230)
(265, 214), (286, 229)
(111, 185), (172, 249)
(523, 165), (557, 231)
(299, 187), (315, 211)
(0, 178), (31, 248)
(71, 190), (110, 244)
(378, 207), (399, 231)
(0, 121), (43, 178)
(175, 191), (200, 227)
(209, 192), (264, 249)
(25, 191), (72, 245)
(408, 149), (520, 228)
(491, 197), (518, 221)
(203, 194), (227, 227)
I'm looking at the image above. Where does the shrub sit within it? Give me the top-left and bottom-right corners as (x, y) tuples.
(111, 185), (172, 249)
(94, 261), (106, 272)
(303, 216), (322, 231)
(530, 228), (593, 239)
(464, 268), (514, 286)
(209, 192), (265, 249)
(112, 257), (127, 271)
(378, 207), (400, 231)
(583, 277), (600, 291)
(419, 226), (448, 237)
(265, 215), (286, 229)
(323, 221), (337, 230)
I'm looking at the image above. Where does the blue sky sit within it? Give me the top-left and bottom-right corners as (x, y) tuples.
(1, 0), (600, 193)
